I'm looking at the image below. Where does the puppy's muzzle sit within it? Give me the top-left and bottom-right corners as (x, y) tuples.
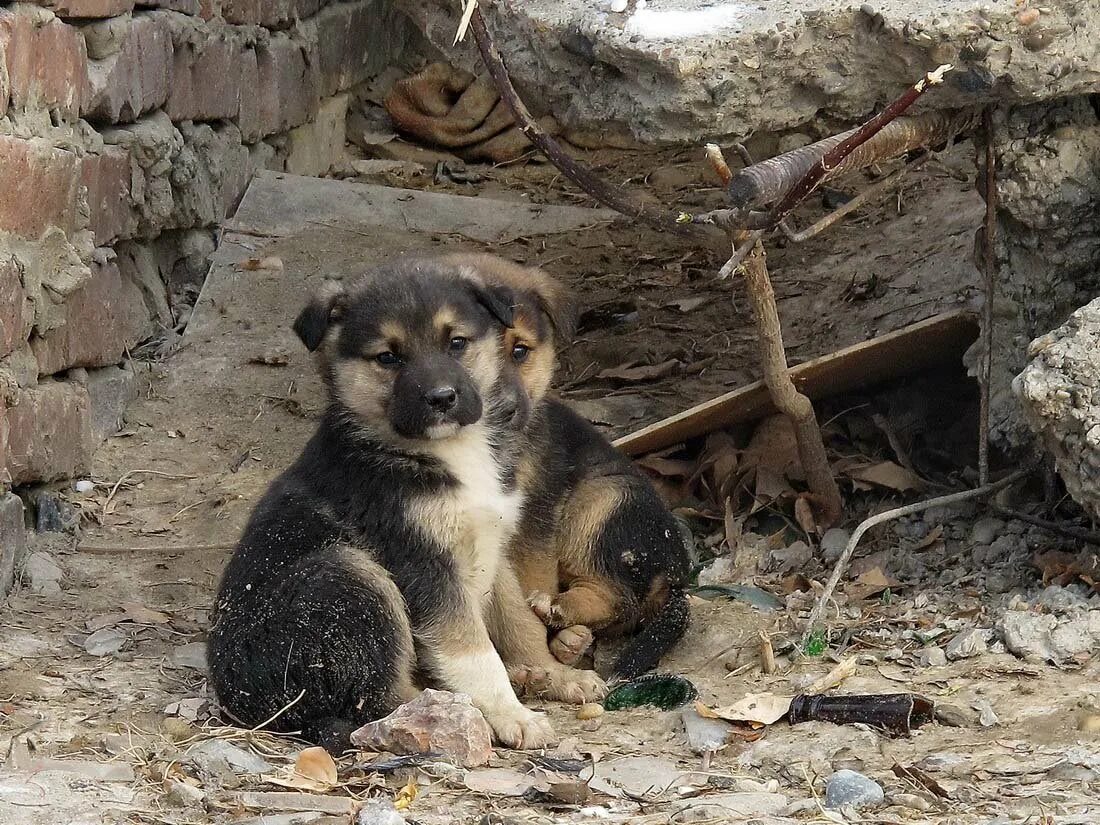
(391, 359), (483, 439)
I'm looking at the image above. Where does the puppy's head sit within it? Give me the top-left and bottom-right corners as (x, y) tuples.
(436, 254), (574, 431)
(294, 259), (516, 444)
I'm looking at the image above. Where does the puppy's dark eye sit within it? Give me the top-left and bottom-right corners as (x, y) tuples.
(375, 351), (400, 367)
(449, 336), (468, 354)
(511, 343), (531, 363)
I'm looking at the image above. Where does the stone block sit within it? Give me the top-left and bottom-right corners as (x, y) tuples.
(0, 135), (83, 240)
(165, 18), (251, 122)
(284, 93), (347, 176)
(3, 380), (94, 485)
(137, 0), (199, 13)
(248, 34), (319, 138)
(81, 145), (133, 245)
(116, 240), (172, 327)
(26, 0), (135, 18)
(221, 0), (324, 28)
(314, 0), (394, 98)
(83, 12), (172, 123)
(0, 5), (87, 118)
(0, 256), (33, 361)
(30, 257), (153, 375)
(0, 492), (27, 598)
(86, 364), (138, 441)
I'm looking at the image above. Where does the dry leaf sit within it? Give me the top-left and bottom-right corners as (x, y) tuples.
(239, 256), (284, 271)
(741, 415), (804, 481)
(121, 602), (171, 625)
(846, 566), (900, 601)
(266, 747), (338, 792)
(723, 498), (744, 553)
(794, 495), (817, 535)
(907, 524), (944, 552)
(751, 466), (795, 512)
(843, 460), (925, 492)
(394, 780), (418, 810)
(635, 456), (694, 478)
(597, 359), (681, 384)
(779, 573), (813, 594)
(1033, 549), (1100, 592)
(463, 768), (537, 796)
(707, 693), (793, 726)
(698, 431), (740, 500)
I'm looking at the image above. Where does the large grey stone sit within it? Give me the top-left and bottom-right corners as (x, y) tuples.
(0, 492), (27, 597)
(401, 0), (1099, 145)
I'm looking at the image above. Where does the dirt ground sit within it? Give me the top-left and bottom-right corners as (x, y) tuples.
(2, 141), (1099, 825)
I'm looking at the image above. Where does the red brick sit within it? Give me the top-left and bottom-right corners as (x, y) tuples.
(0, 6), (87, 118)
(0, 135), (83, 240)
(221, 0), (324, 28)
(26, 0), (135, 18)
(81, 145), (133, 245)
(165, 31), (246, 122)
(83, 13), (172, 123)
(247, 35), (319, 138)
(3, 380), (94, 485)
(0, 257), (33, 360)
(315, 0), (390, 98)
(30, 258), (152, 375)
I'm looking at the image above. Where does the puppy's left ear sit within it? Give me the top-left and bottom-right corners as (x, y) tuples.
(471, 282), (516, 329)
(293, 280), (346, 351)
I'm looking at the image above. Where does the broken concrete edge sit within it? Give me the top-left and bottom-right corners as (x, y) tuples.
(613, 310), (980, 457)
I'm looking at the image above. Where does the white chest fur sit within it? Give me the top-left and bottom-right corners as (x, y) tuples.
(414, 424), (522, 600)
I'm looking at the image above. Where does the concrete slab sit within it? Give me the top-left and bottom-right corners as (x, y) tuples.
(401, 0), (1098, 143)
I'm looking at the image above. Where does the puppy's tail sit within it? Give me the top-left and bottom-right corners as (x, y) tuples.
(610, 587), (690, 680)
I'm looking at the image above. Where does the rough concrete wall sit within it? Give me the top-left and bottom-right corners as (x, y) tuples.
(0, 0), (413, 595)
(969, 98), (1100, 449)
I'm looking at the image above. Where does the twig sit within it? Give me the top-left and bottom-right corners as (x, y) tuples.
(779, 153), (929, 243)
(979, 107), (997, 487)
(759, 630), (776, 675)
(737, 235), (843, 527)
(717, 230), (764, 278)
(101, 470), (198, 518)
(249, 689), (307, 733)
(991, 504), (1100, 547)
(765, 64), (954, 231)
(78, 542), (236, 554)
(803, 656), (857, 693)
(468, 7), (691, 234)
(802, 468), (1030, 645)
(704, 143), (733, 185)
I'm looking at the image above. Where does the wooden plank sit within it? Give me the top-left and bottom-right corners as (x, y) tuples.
(613, 310), (980, 456)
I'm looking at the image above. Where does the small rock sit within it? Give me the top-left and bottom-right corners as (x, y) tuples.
(669, 792), (789, 822)
(608, 0), (628, 11)
(357, 798), (407, 825)
(890, 792), (931, 811)
(973, 698), (999, 727)
(916, 647), (947, 667)
(164, 779), (205, 807)
(768, 540), (812, 574)
(934, 703), (975, 727)
(681, 708), (733, 754)
(24, 551), (63, 594)
(580, 718), (602, 732)
(576, 703), (604, 720)
(946, 628), (988, 660)
(73, 479), (95, 494)
(824, 770), (884, 810)
(697, 556), (737, 585)
(969, 517), (1003, 545)
(1016, 7), (1041, 26)
(999, 610), (1057, 661)
(170, 642), (208, 671)
(583, 756), (707, 799)
(34, 491), (78, 534)
(84, 627), (128, 656)
(186, 740), (273, 775)
(820, 528), (851, 564)
(350, 689), (493, 768)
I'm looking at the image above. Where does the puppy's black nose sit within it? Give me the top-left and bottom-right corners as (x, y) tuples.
(426, 386), (458, 412)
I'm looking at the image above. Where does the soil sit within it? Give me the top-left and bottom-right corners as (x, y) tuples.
(3, 140), (1098, 825)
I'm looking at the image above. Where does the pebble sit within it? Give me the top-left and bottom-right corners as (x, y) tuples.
(187, 740), (272, 775)
(973, 698), (999, 727)
(577, 703), (604, 720)
(890, 792), (931, 811)
(820, 528), (851, 564)
(351, 689), (493, 768)
(916, 646), (947, 667)
(969, 517), (1004, 545)
(357, 799), (407, 825)
(934, 703), (975, 727)
(608, 0), (628, 11)
(24, 552), (63, 594)
(681, 708), (733, 754)
(946, 628), (988, 660)
(1017, 7), (1041, 25)
(34, 491), (78, 534)
(824, 770), (884, 810)
(164, 779), (205, 808)
(73, 479), (96, 494)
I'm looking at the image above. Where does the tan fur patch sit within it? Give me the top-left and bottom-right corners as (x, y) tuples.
(380, 320), (407, 346)
(331, 359), (392, 425)
(551, 578), (621, 630)
(556, 477), (626, 575)
(433, 307), (457, 336)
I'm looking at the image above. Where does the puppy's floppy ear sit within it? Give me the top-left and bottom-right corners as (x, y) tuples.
(470, 282), (516, 329)
(293, 280), (346, 351)
(530, 272), (576, 344)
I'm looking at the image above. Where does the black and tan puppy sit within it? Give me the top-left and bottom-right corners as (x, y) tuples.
(206, 257), (605, 752)
(443, 255), (692, 681)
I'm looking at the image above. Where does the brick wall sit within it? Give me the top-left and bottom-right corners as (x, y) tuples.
(0, 0), (413, 584)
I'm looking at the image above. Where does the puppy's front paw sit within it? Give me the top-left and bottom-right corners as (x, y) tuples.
(487, 704), (557, 749)
(550, 624), (594, 666)
(536, 665), (607, 705)
(526, 591), (555, 624)
(507, 664), (549, 696)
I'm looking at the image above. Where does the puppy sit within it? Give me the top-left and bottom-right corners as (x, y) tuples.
(440, 254), (692, 681)
(206, 256), (605, 753)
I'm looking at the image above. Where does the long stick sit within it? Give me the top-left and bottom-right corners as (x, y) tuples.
(802, 469), (1029, 644)
(979, 108), (996, 487)
(468, 8), (690, 234)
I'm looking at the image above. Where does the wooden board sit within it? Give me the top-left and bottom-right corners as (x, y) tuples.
(613, 310), (980, 456)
